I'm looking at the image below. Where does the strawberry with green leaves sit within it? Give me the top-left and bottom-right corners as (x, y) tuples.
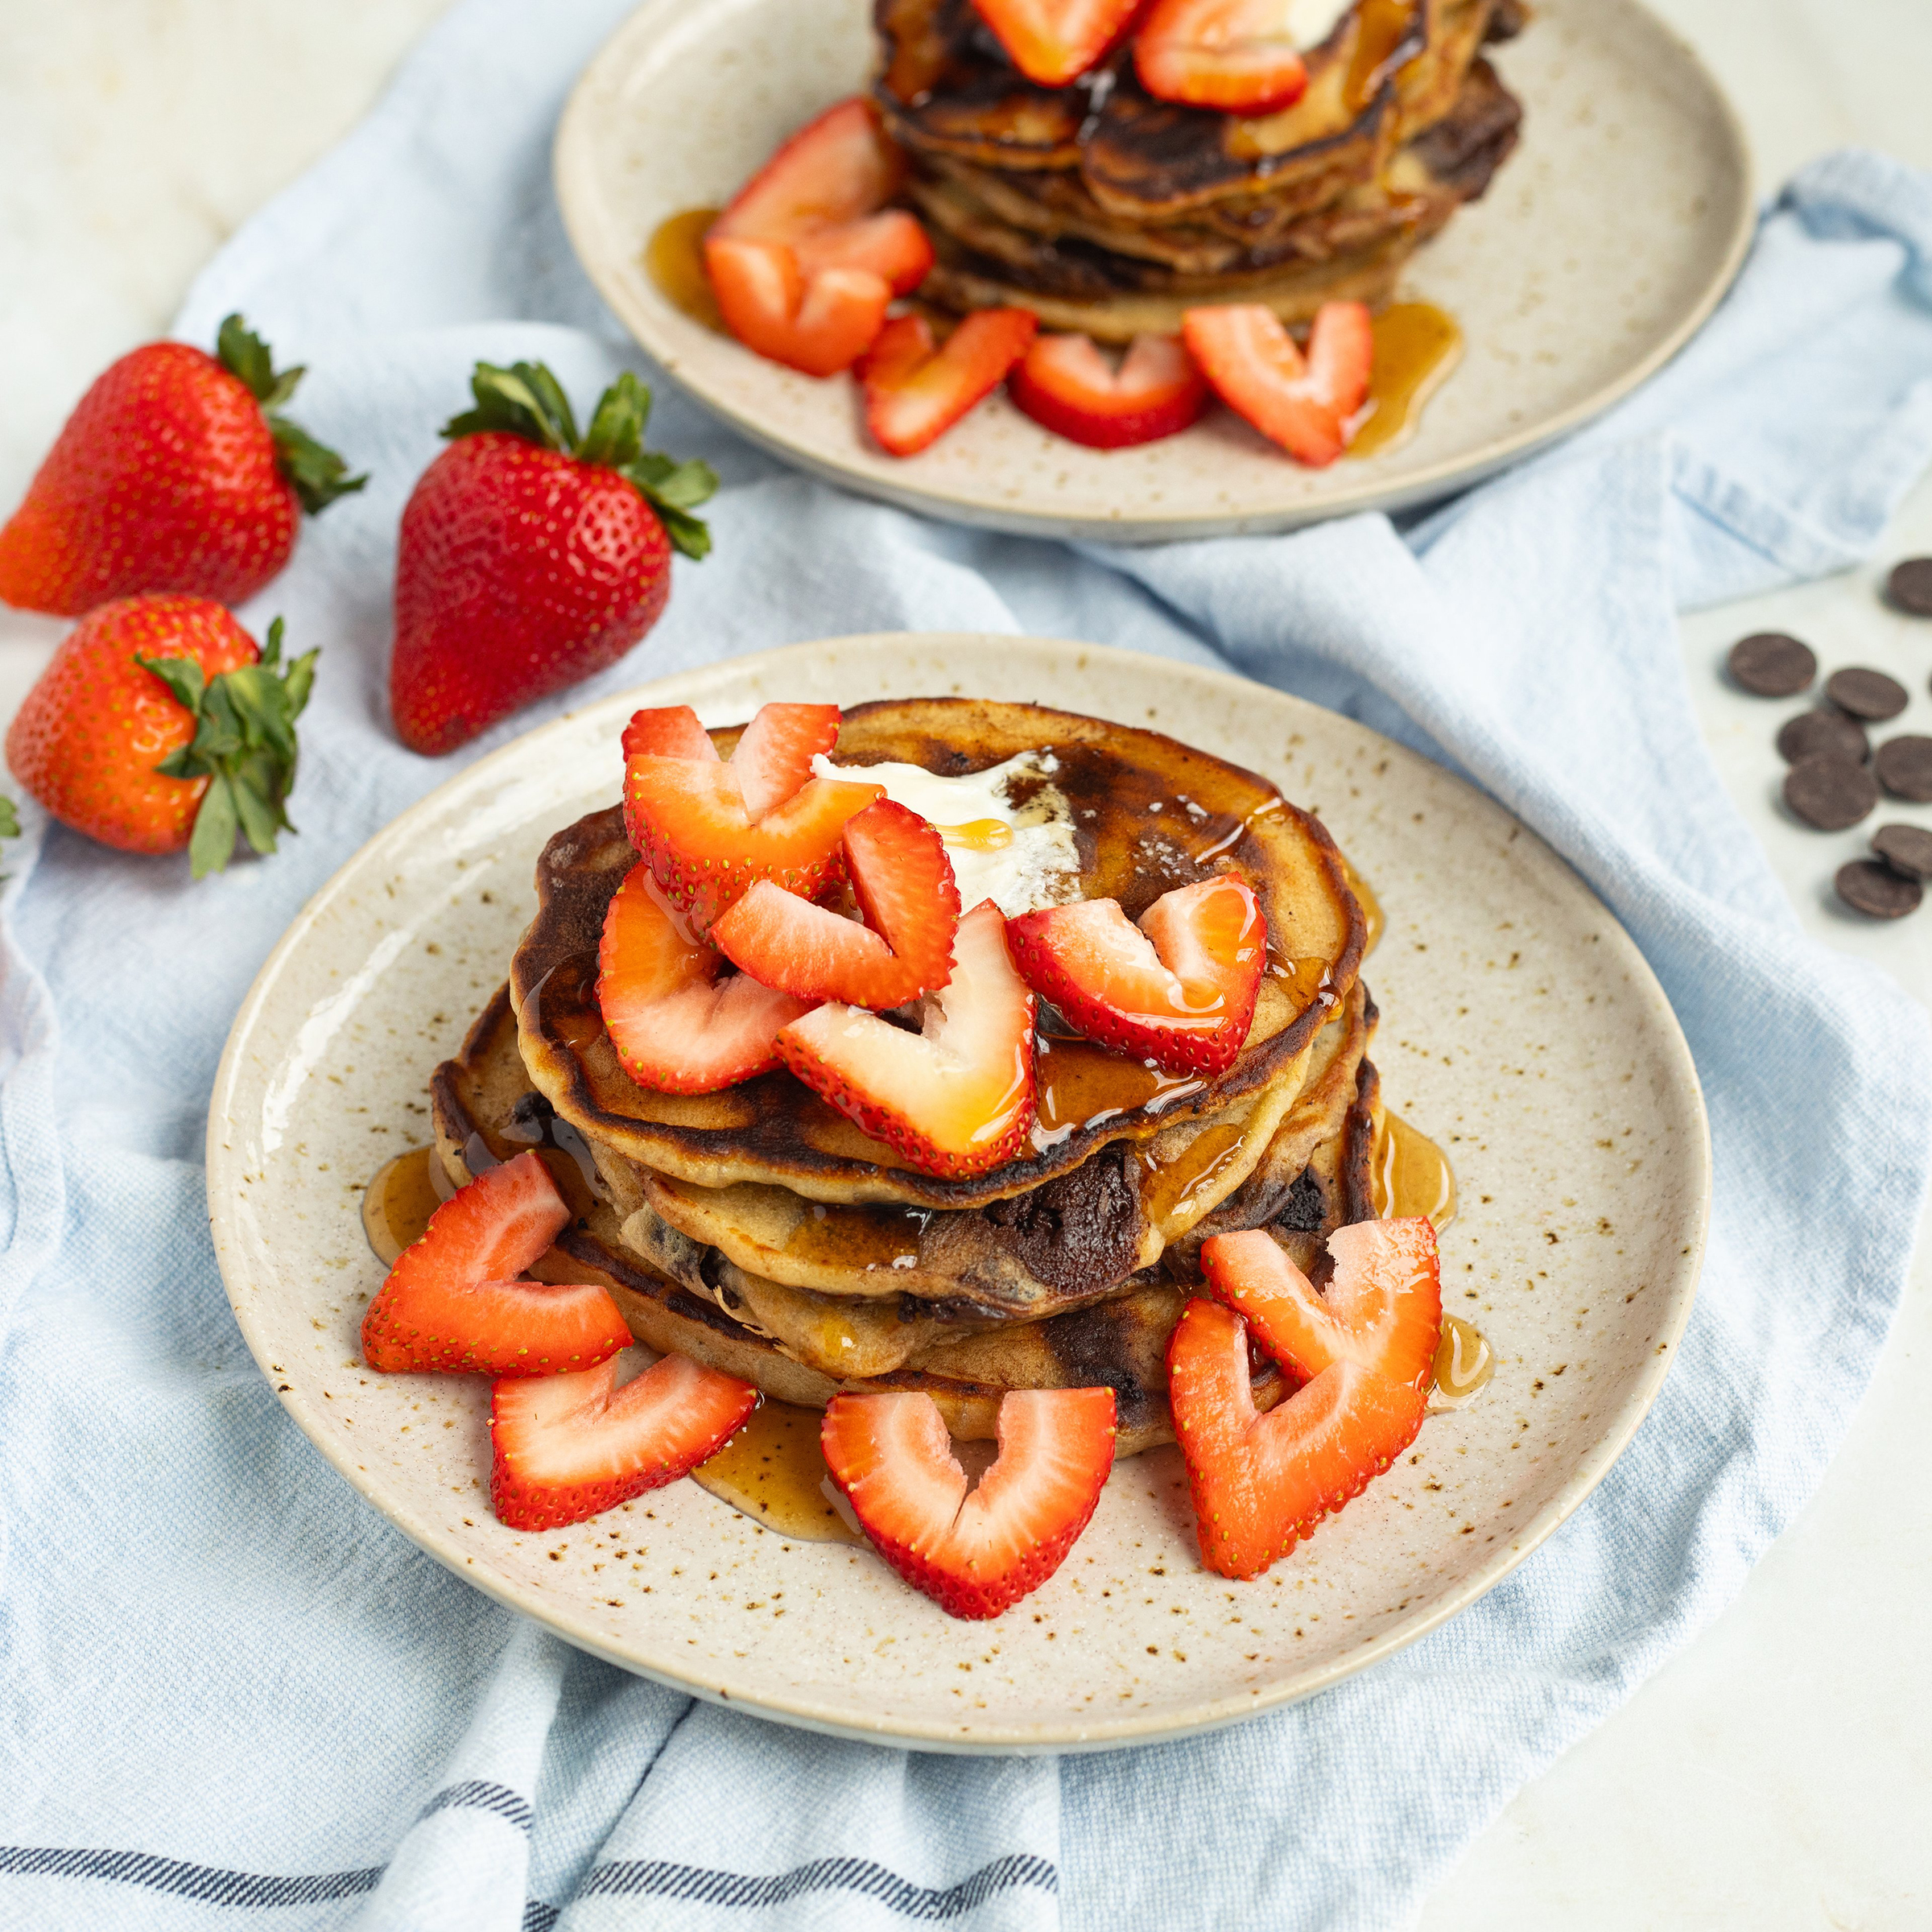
(3, 592), (316, 877)
(390, 361), (716, 757)
(0, 314), (363, 615)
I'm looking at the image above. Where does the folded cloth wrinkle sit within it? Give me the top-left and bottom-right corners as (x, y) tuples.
(1, 1), (1930, 1926)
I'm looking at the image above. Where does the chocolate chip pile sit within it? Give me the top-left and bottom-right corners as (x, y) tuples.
(1725, 555), (1932, 920)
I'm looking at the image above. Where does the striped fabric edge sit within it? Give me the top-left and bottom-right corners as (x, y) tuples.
(579, 1852), (1059, 1918)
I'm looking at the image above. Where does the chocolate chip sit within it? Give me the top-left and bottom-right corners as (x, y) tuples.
(1727, 632), (1815, 696)
(1783, 755), (1879, 831)
(1825, 667), (1909, 721)
(1873, 823), (1932, 881)
(1836, 859), (1922, 919)
(1776, 710), (1868, 765)
(1875, 734), (1932, 803)
(1885, 558), (1932, 617)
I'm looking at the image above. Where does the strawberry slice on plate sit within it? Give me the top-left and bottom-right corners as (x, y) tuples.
(1005, 873), (1265, 1076)
(971, 0), (1147, 87)
(599, 862), (815, 1093)
(1008, 332), (1209, 449)
(821, 1385), (1117, 1619)
(860, 310), (1038, 458)
(776, 900), (1037, 1178)
(729, 700), (844, 820)
(1181, 300), (1374, 466)
(711, 799), (961, 1009)
(704, 238), (893, 379)
(1166, 1297), (1426, 1579)
(710, 97), (933, 296)
(1200, 1218), (1443, 1395)
(491, 1352), (759, 1531)
(1134, 0), (1314, 114)
(621, 703), (718, 762)
(361, 1151), (633, 1377)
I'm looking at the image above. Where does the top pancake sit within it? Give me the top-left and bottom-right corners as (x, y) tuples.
(512, 697), (1365, 1208)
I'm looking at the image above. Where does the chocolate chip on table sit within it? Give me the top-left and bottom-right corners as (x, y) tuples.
(1776, 710), (1868, 766)
(1875, 734), (1932, 803)
(1825, 666), (1909, 721)
(1873, 823), (1932, 881)
(1783, 754), (1879, 831)
(1885, 557), (1932, 617)
(1836, 858), (1923, 919)
(1727, 632), (1816, 696)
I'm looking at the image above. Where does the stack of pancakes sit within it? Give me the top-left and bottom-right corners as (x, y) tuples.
(874, 0), (1526, 339)
(430, 699), (1381, 1457)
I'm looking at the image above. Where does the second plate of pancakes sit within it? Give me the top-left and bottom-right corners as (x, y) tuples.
(553, 0), (1752, 542)
(208, 634), (1709, 1751)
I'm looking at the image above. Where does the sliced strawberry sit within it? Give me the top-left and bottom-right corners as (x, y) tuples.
(361, 1151), (631, 1377)
(1166, 1298), (1426, 1579)
(1135, 0), (1312, 114)
(624, 753), (882, 930)
(490, 1352), (758, 1531)
(1181, 300), (1374, 466)
(821, 1386), (1117, 1619)
(970, 0), (1147, 87)
(711, 799), (960, 1008)
(775, 900), (1036, 1178)
(729, 701), (842, 822)
(712, 97), (933, 297)
(1200, 1218), (1442, 1395)
(704, 237), (892, 378)
(1009, 332), (1209, 449)
(1005, 874), (1264, 1077)
(621, 704), (718, 762)
(599, 862), (815, 1093)
(860, 310), (1038, 459)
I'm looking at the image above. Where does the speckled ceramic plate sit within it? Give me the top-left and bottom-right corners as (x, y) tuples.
(551, 0), (1752, 543)
(207, 635), (1708, 1752)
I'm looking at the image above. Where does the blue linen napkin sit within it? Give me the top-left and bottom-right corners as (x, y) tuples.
(4, 0), (1932, 1922)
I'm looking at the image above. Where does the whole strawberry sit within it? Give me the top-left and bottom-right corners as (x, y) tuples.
(5, 593), (317, 877)
(390, 361), (715, 756)
(0, 314), (364, 616)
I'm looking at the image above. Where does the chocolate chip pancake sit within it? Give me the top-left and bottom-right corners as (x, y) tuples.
(511, 698), (1365, 1210)
(431, 983), (1377, 1455)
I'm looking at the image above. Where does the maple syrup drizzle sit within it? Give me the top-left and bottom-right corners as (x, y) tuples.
(1339, 857), (1384, 956)
(1431, 1315), (1494, 1404)
(1349, 304), (1464, 460)
(1137, 1118), (1253, 1228)
(935, 817), (1014, 852)
(1344, 0), (1424, 112)
(1031, 1034), (1205, 1146)
(1370, 1108), (1456, 1231)
(646, 208), (725, 332)
(692, 1401), (865, 1544)
(782, 1200), (930, 1273)
(361, 1145), (456, 1266)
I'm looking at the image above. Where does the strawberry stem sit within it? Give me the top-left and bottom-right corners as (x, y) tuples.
(442, 361), (717, 560)
(0, 797), (16, 840)
(142, 617), (320, 880)
(215, 314), (368, 516)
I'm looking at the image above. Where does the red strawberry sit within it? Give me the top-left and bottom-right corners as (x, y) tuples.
(970, 0), (1148, 87)
(1005, 874), (1264, 1077)
(704, 239), (894, 378)
(710, 799), (960, 1009)
(0, 314), (362, 617)
(1009, 332), (1209, 448)
(622, 704), (718, 762)
(1166, 1298), (1426, 1579)
(729, 702), (844, 819)
(1181, 301), (1374, 466)
(362, 1150), (633, 1377)
(821, 1387), (1117, 1619)
(1199, 1219), (1443, 1396)
(490, 1352), (759, 1531)
(1134, 0), (1313, 114)
(3, 593), (316, 877)
(711, 97), (933, 296)
(599, 861), (815, 1092)
(775, 900), (1036, 1178)
(623, 732), (881, 930)
(860, 310), (1039, 458)
(390, 361), (716, 756)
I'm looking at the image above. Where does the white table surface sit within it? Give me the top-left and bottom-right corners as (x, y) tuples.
(4, 2), (1930, 1921)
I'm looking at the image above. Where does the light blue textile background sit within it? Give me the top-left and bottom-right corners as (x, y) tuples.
(3, 2), (1931, 1927)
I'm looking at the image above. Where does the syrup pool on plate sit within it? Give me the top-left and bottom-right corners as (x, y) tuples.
(692, 1401), (865, 1544)
(361, 1146), (455, 1265)
(646, 208), (724, 331)
(1348, 303), (1464, 460)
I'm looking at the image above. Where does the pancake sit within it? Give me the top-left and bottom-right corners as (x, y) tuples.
(512, 698), (1365, 1210)
(431, 984), (1377, 1453)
